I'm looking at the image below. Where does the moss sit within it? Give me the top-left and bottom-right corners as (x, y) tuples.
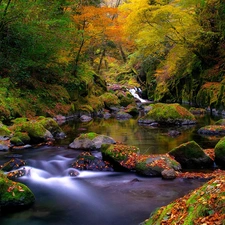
(101, 144), (139, 161)
(100, 92), (120, 108)
(214, 136), (225, 168)
(140, 103), (196, 124)
(215, 119), (225, 125)
(142, 175), (225, 225)
(0, 172), (35, 208)
(0, 122), (11, 136)
(196, 82), (224, 109)
(79, 132), (98, 140)
(10, 137), (24, 146)
(12, 132), (30, 144)
(37, 116), (62, 135)
(11, 118), (28, 124)
(170, 141), (204, 158)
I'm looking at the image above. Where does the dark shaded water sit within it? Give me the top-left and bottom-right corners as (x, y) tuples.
(0, 114), (222, 225)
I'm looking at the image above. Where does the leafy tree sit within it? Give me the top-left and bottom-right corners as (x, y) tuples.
(119, 0), (225, 103)
(0, 0), (74, 86)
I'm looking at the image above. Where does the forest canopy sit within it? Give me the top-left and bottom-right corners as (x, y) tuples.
(0, 0), (225, 119)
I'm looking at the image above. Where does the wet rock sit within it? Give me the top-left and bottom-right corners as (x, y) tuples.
(92, 135), (116, 149)
(169, 141), (214, 169)
(7, 168), (26, 180)
(69, 133), (116, 150)
(71, 152), (113, 171)
(80, 115), (92, 122)
(68, 169), (80, 176)
(161, 169), (176, 180)
(0, 140), (9, 151)
(168, 130), (181, 137)
(103, 112), (111, 119)
(135, 154), (181, 177)
(198, 125), (225, 136)
(1, 158), (26, 172)
(115, 111), (132, 120)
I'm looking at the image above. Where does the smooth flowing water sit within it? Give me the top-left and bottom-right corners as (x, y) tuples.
(0, 114), (222, 225)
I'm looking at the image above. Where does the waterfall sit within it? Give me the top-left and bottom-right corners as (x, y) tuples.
(129, 88), (147, 103)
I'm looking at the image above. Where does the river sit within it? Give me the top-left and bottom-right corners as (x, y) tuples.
(0, 114), (222, 225)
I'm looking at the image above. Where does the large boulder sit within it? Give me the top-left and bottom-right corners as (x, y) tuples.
(9, 117), (63, 144)
(37, 116), (65, 138)
(101, 144), (139, 171)
(69, 132), (116, 150)
(138, 103), (196, 125)
(135, 154), (181, 177)
(169, 141), (214, 169)
(141, 175), (225, 225)
(71, 152), (113, 171)
(0, 172), (35, 209)
(214, 136), (225, 169)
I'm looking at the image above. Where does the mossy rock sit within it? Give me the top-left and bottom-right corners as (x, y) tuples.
(1, 158), (26, 172)
(214, 136), (225, 169)
(11, 118), (28, 124)
(135, 154), (181, 177)
(189, 107), (206, 114)
(141, 175), (225, 225)
(71, 152), (113, 171)
(69, 133), (116, 150)
(0, 122), (11, 137)
(198, 125), (225, 136)
(169, 141), (213, 169)
(37, 116), (63, 136)
(20, 121), (53, 143)
(100, 92), (120, 108)
(138, 103), (196, 125)
(215, 119), (225, 125)
(125, 104), (139, 116)
(116, 91), (134, 107)
(0, 172), (35, 209)
(11, 132), (30, 146)
(101, 144), (139, 170)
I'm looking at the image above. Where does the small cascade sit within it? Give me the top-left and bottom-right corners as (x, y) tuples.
(19, 156), (115, 187)
(129, 88), (147, 103)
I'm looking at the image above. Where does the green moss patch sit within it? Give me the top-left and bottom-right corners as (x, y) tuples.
(139, 103), (196, 125)
(169, 141), (213, 169)
(0, 172), (35, 208)
(214, 136), (225, 169)
(141, 175), (225, 225)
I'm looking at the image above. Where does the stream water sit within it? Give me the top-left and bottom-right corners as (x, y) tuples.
(0, 113), (222, 225)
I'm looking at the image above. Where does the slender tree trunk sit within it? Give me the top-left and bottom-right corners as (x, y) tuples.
(119, 44), (126, 63)
(97, 48), (105, 73)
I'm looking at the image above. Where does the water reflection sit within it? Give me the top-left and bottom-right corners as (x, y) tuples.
(0, 114), (222, 225)
(58, 115), (219, 154)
